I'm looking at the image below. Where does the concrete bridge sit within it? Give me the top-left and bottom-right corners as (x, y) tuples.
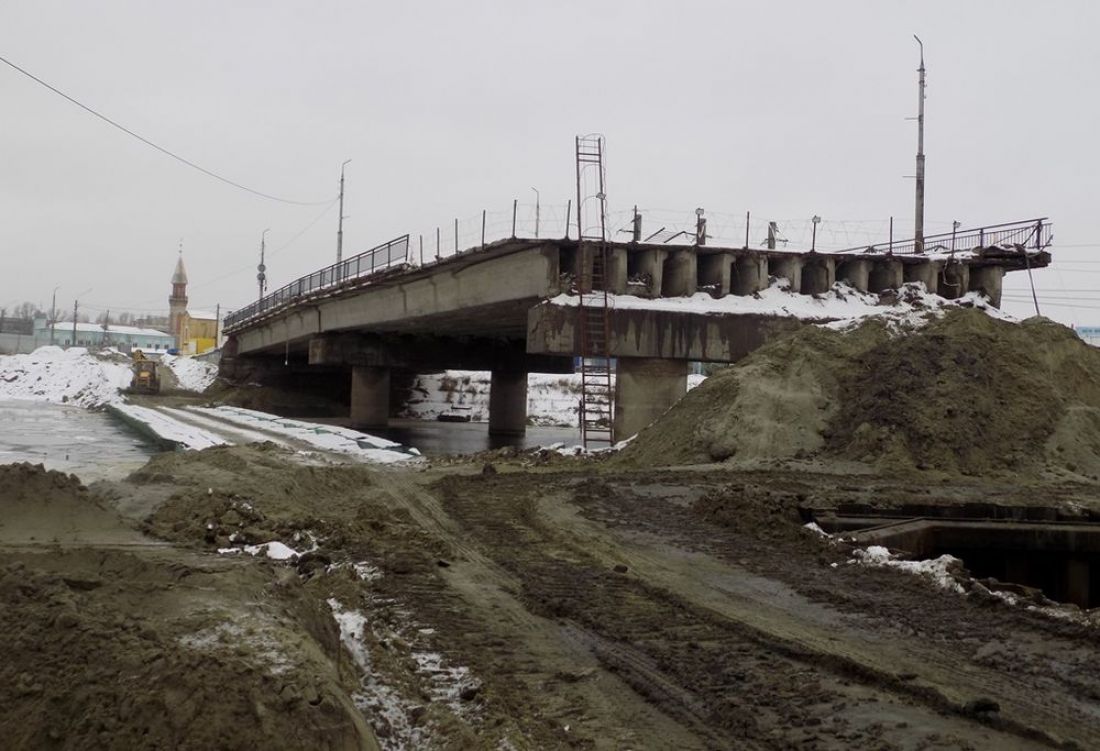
(223, 219), (1051, 439)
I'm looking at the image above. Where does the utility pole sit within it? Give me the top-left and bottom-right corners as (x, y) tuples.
(214, 303), (221, 347)
(914, 35), (926, 253)
(631, 205), (642, 242)
(71, 299), (78, 349)
(695, 208), (707, 246)
(258, 228), (270, 301)
(50, 285), (59, 345)
(337, 159), (351, 263)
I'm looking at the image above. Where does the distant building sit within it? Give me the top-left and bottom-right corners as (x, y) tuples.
(168, 251), (221, 354)
(31, 317), (175, 351)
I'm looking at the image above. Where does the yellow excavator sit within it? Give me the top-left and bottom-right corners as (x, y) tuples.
(130, 350), (160, 394)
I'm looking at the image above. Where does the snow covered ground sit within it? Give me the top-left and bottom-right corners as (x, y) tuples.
(161, 354), (219, 392)
(0, 346), (219, 408)
(401, 371), (707, 426)
(0, 347), (132, 407)
(547, 280), (1012, 331)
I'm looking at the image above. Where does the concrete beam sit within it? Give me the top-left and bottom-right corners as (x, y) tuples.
(614, 358), (688, 439)
(662, 250), (698, 297)
(235, 244), (560, 355)
(868, 259), (903, 293)
(836, 259), (871, 292)
(969, 266), (1004, 307)
(489, 370), (528, 436)
(351, 366), (389, 429)
(308, 332), (572, 374)
(697, 252), (732, 298)
(528, 303), (804, 363)
(731, 254), (769, 295)
(903, 260), (943, 294)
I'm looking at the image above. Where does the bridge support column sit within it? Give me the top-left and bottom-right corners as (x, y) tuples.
(662, 250), (698, 297)
(769, 256), (803, 292)
(969, 266), (1004, 307)
(613, 358), (688, 440)
(632, 249), (668, 298)
(800, 257), (835, 295)
(939, 262), (970, 300)
(697, 253), (732, 298)
(903, 260), (942, 293)
(868, 259), (903, 293)
(836, 259), (871, 292)
(489, 370), (528, 436)
(350, 366), (390, 430)
(732, 254), (768, 295)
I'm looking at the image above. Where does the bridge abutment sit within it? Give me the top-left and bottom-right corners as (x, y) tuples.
(868, 259), (903, 293)
(489, 370), (529, 436)
(351, 366), (390, 429)
(697, 252), (732, 297)
(769, 256), (804, 292)
(939, 261), (970, 300)
(732, 254), (769, 295)
(613, 357), (688, 439)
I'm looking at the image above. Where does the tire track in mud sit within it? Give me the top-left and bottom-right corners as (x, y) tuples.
(429, 473), (1071, 750)
(575, 475), (1100, 750)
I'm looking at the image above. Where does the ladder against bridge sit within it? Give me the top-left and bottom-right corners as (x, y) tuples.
(575, 135), (614, 448)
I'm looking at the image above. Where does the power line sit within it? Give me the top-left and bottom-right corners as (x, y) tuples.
(0, 53), (334, 206)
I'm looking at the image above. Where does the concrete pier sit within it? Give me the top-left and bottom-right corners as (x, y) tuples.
(800, 257), (835, 295)
(770, 256), (804, 293)
(662, 250), (698, 297)
(613, 358), (688, 439)
(969, 266), (1004, 306)
(868, 259), (903, 293)
(904, 260), (942, 293)
(836, 259), (871, 292)
(631, 248), (667, 298)
(351, 366), (390, 429)
(488, 370), (528, 436)
(940, 262), (970, 300)
(732, 255), (769, 295)
(697, 252), (732, 297)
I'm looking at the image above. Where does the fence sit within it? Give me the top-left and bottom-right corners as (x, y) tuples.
(224, 235), (409, 329)
(837, 218), (1052, 255)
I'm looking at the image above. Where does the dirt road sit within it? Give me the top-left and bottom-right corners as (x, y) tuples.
(4, 447), (1098, 749)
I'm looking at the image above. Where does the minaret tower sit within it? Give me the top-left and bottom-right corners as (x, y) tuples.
(169, 241), (189, 347)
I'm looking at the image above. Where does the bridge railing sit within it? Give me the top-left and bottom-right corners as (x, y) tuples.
(225, 235), (409, 330)
(836, 218), (1052, 255)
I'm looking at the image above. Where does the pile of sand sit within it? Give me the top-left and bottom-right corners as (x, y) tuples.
(623, 311), (1100, 477)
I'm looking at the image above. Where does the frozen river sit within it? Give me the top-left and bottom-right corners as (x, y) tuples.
(0, 400), (154, 482)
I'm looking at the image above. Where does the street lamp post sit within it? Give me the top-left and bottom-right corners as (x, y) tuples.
(811, 215), (822, 253)
(337, 159), (351, 263)
(50, 285), (60, 345)
(951, 220), (961, 252)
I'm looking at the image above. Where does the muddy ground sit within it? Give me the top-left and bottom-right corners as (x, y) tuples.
(3, 444), (1100, 750)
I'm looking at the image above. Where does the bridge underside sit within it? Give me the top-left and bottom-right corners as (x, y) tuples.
(223, 233), (1050, 440)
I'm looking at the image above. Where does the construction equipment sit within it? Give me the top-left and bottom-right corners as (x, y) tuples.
(130, 350), (160, 394)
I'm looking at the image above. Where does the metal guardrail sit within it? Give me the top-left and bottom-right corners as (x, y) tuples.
(224, 235), (409, 329)
(838, 218), (1052, 255)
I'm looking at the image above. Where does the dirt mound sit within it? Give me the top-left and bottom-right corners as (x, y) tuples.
(0, 463), (144, 544)
(0, 554), (375, 751)
(623, 311), (1100, 476)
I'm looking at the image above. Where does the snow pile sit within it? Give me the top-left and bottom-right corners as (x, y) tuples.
(189, 406), (421, 463)
(548, 280), (1010, 330)
(0, 346), (132, 407)
(401, 370), (706, 427)
(218, 541), (302, 560)
(161, 354), (218, 393)
(851, 545), (966, 593)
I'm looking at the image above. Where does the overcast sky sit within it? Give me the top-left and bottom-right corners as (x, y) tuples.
(3, 1), (1098, 325)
